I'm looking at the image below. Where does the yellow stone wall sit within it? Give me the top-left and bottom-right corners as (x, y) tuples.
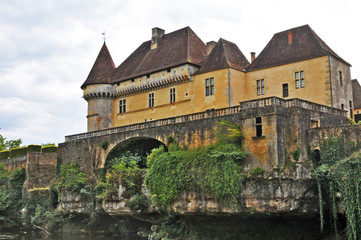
(112, 64), (196, 126)
(245, 56), (332, 106)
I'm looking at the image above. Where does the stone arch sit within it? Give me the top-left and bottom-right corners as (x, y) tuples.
(311, 148), (321, 165)
(104, 136), (165, 169)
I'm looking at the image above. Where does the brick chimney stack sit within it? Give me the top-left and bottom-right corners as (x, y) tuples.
(151, 27), (165, 50)
(251, 52), (256, 63)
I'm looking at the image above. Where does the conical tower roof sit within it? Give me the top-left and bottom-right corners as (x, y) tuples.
(81, 42), (115, 89)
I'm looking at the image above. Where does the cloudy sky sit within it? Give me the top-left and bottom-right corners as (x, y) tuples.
(0, 0), (360, 146)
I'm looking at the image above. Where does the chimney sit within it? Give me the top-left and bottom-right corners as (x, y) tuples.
(250, 52), (256, 63)
(151, 27), (165, 50)
(206, 41), (217, 56)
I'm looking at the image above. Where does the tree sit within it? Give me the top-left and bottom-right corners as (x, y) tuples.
(0, 130), (22, 151)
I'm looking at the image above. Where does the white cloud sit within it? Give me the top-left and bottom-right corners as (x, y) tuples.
(0, 0), (360, 146)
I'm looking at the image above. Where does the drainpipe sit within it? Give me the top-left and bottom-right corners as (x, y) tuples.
(228, 68), (231, 106)
(328, 55), (333, 107)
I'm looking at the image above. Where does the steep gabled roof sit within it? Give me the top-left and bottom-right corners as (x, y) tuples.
(195, 38), (250, 74)
(352, 79), (361, 109)
(114, 27), (207, 82)
(247, 24), (350, 71)
(81, 42), (115, 89)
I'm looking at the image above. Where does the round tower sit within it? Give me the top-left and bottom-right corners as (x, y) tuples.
(81, 42), (115, 132)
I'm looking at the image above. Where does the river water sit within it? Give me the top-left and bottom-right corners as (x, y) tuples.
(0, 232), (137, 240)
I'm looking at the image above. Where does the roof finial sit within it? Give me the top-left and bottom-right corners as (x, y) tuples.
(102, 31), (106, 43)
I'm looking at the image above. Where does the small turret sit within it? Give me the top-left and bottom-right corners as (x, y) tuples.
(81, 42), (115, 132)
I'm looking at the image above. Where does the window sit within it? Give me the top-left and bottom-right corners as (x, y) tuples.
(295, 71), (304, 89)
(205, 77), (215, 96)
(341, 104), (345, 110)
(170, 88), (176, 103)
(148, 93), (154, 107)
(255, 117), (262, 137)
(282, 84), (289, 97)
(119, 99), (126, 113)
(350, 101), (354, 119)
(339, 71), (343, 87)
(131, 78), (135, 83)
(167, 68), (171, 73)
(146, 74), (150, 78)
(257, 79), (265, 96)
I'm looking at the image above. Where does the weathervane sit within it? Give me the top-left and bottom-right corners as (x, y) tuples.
(102, 31), (106, 42)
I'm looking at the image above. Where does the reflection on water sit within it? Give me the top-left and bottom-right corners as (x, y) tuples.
(0, 232), (137, 240)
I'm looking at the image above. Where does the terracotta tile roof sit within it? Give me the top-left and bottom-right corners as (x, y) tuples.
(81, 42), (115, 89)
(247, 24), (350, 71)
(352, 79), (361, 109)
(196, 38), (250, 74)
(114, 27), (207, 82)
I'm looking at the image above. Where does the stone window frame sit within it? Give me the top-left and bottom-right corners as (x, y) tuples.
(339, 71), (343, 87)
(257, 79), (265, 96)
(295, 71), (304, 89)
(170, 88), (176, 103)
(148, 92), (154, 108)
(255, 116), (262, 137)
(119, 99), (126, 114)
(205, 77), (215, 96)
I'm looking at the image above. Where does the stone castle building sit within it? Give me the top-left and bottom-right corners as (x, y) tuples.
(82, 24), (356, 132)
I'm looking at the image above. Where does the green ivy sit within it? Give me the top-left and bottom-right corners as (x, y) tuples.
(313, 136), (361, 239)
(57, 163), (91, 193)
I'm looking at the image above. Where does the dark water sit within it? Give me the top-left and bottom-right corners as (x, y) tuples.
(0, 232), (134, 240)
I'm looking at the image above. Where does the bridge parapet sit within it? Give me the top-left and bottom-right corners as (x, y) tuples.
(65, 97), (347, 142)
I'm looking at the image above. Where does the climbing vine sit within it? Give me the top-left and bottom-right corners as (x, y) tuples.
(312, 136), (361, 239)
(145, 121), (247, 210)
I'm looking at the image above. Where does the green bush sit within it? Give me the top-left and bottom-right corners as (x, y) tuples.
(27, 144), (42, 153)
(127, 194), (150, 213)
(251, 167), (265, 176)
(10, 146), (28, 158)
(145, 141), (247, 209)
(42, 146), (58, 153)
(57, 163), (91, 193)
(101, 140), (108, 149)
(0, 150), (10, 160)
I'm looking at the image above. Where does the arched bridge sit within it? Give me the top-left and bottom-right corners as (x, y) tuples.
(58, 97), (348, 177)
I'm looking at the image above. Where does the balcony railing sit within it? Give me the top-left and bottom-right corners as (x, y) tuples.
(65, 97), (347, 142)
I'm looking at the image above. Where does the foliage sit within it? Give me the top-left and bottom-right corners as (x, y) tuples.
(138, 216), (186, 240)
(0, 167), (25, 230)
(10, 146), (28, 158)
(216, 120), (244, 145)
(101, 140), (108, 149)
(57, 163), (91, 193)
(0, 130), (22, 151)
(0, 150), (10, 160)
(127, 194), (150, 213)
(312, 136), (361, 239)
(104, 159), (144, 199)
(145, 132), (247, 209)
(251, 167), (265, 176)
(42, 145), (58, 153)
(27, 144), (42, 153)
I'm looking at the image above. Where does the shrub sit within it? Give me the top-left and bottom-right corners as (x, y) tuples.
(57, 163), (91, 193)
(127, 194), (150, 213)
(251, 167), (265, 176)
(145, 141), (247, 209)
(42, 146), (58, 153)
(10, 146), (28, 158)
(27, 144), (42, 153)
(0, 150), (10, 160)
(101, 140), (108, 150)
